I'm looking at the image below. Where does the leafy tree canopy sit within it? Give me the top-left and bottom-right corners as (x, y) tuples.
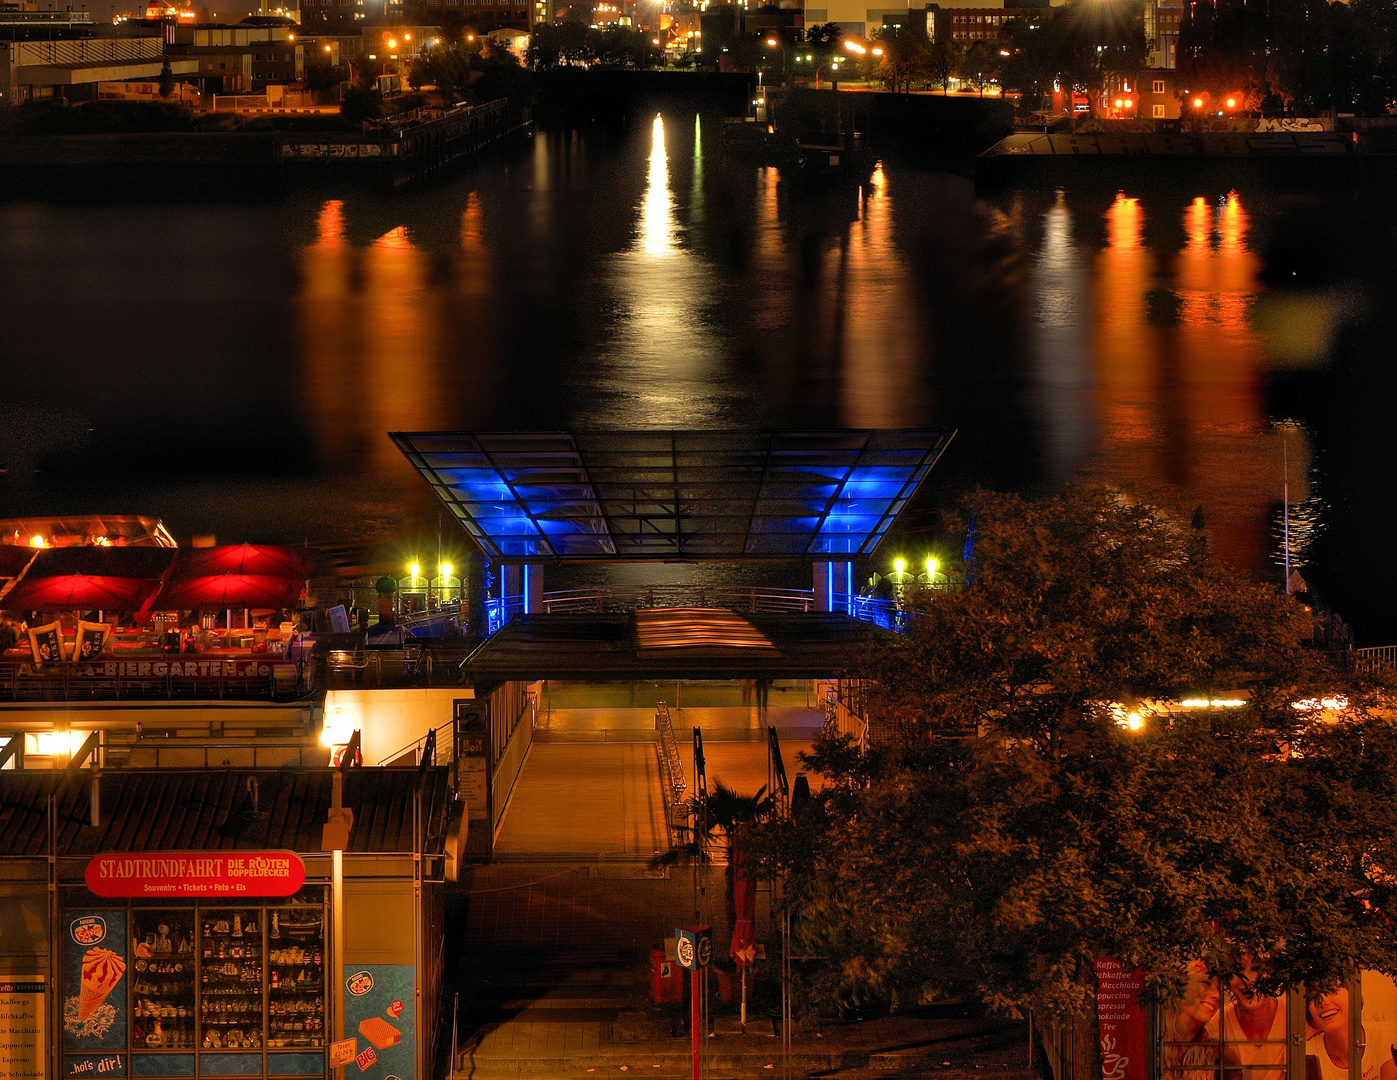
(759, 486), (1397, 1024)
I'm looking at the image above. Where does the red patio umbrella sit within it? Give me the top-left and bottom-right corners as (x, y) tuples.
(1, 574), (163, 612)
(177, 544), (318, 579)
(152, 574), (305, 611)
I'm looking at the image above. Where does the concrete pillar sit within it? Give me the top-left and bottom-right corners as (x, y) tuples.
(525, 563), (544, 615)
(503, 565), (523, 617)
(813, 561), (833, 612)
(813, 561), (851, 613)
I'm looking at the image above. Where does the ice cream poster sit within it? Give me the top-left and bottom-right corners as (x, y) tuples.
(342, 965), (414, 1080)
(62, 911), (127, 1052)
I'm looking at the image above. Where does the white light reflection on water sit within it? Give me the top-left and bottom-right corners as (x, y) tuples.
(588, 112), (730, 426)
(1029, 191), (1096, 482)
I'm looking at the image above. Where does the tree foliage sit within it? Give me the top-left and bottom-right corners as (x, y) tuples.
(526, 22), (663, 68)
(758, 486), (1397, 1023)
(995, 0), (1397, 114)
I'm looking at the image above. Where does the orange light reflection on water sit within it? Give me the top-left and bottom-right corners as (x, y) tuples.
(1086, 190), (1294, 571)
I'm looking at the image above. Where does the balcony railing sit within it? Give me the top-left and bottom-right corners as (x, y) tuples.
(0, 658), (314, 703)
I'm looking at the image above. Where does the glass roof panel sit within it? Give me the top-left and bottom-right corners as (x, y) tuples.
(391, 430), (952, 561)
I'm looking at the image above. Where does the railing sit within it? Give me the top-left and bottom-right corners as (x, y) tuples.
(1356, 645), (1397, 673)
(111, 738), (322, 769)
(484, 594), (526, 635)
(823, 684), (870, 752)
(655, 701), (687, 848)
(323, 646), (472, 690)
(0, 660), (313, 703)
(539, 585), (816, 615)
(833, 592), (902, 631)
(767, 726), (789, 817)
(375, 719), (456, 767)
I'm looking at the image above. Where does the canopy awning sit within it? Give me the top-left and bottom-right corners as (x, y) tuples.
(392, 429), (955, 562)
(1, 574), (163, 612)
(153, 573), (304, 610)
(0, 547), (177, 611)
(175, 544), (318, 579)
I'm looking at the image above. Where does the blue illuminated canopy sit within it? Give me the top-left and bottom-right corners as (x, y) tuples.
(390, 430), (954, 562)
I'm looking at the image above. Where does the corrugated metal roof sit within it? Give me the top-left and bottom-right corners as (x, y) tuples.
(0, 768), (453, 858)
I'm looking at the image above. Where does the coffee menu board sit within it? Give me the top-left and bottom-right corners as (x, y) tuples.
(0, 978), (45, 1080)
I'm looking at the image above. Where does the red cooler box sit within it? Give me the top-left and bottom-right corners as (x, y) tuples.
(650, 946), (684, 1003)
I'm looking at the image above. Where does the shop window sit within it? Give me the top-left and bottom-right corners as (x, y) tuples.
(61, 890), (327, 1080)
(200, 909), (264, 1050)
(131, 911), (197, 1050)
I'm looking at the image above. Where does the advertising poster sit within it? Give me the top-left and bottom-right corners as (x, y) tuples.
(62, 911), (128, 1055)
(342, 966), (414, 1080)
(1306, 972), (1397, 1080)
(27, 622), (63, 669)
(0, 978), (45, 1080)
(73, 622), (112, 662)
(1094, 959), (1146, 1080)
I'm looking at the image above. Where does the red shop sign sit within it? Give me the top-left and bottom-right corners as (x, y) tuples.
(85, 851), (306, 899)
(1094, 958), (1147, 1080)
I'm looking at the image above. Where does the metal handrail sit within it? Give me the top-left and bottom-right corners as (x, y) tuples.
(112, 737), (322, 769)
(655, 701), (686, 847)
(375, 719), (457, 767)
(541, 585), (815, 615)
(0, 659), (312, 703)
(767, 726), (789, 817)
(1356, 645), (1397, 672)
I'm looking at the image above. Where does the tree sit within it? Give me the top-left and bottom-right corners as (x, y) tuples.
(1054, 0), (1148, 114)
(996, 11), (1058, 113)
(961, 40), (995, 95)
(158, 60), (175, 99)
(927, 37), (960, 93)
(340, 87), (383, 124)
(409, 40), (475, 99)
(875, 22), (933, 93)
(758, 486), (1397, 1030)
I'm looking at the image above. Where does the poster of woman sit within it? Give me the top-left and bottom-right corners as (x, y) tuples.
(1306, 974), (1397, 1080)
(1160, 961), (1224, 1080)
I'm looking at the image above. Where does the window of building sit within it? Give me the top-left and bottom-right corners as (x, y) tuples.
(1153, 79), (1165, 93)
(1153, 104), (1165, 117)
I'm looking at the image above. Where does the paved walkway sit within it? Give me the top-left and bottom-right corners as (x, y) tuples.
(450, 862), (1031, 1079)
(535, 705), (825, 741)
(493, 744), (669, 858)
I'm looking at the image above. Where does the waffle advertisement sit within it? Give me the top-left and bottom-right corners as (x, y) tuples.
(84, 851), (306, 898)
(342, 966), (414, 1080)
(62, 912), (127, 1055)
